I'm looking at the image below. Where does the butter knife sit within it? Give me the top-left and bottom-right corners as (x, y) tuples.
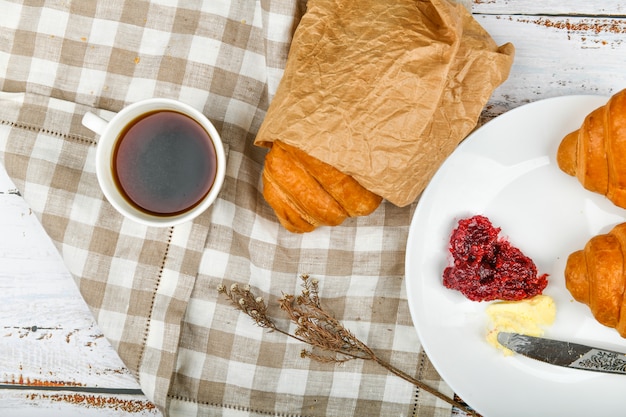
(497, 332), (626, 375)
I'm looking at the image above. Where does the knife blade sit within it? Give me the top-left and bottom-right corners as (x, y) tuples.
(497, 332), (626, 375)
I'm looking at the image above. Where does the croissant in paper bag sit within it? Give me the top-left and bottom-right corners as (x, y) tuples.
(256, 0), (514, 232)
(565, 223), (626, 337)
(263, 141), (382, 233)
(557, 88), (626, 208)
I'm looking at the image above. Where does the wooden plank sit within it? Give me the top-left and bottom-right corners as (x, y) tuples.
(0, 167), (159, 416)
(472, 0), (626, 16)
(2, 391), (159, 417)
(478, 14), (626, 121)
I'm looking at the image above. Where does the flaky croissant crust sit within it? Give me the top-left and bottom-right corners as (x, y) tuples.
(565, 223), (626, 337)
(557, 88), (626, 208)
(262, 141), (382, 233)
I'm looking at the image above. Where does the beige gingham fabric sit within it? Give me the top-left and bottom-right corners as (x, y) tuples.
(0, 1), (469, 416)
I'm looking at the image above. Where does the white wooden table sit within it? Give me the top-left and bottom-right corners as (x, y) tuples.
(1, 1), (626, 416)
(474, 0), (626, 121)
(0, 163), (159, 415)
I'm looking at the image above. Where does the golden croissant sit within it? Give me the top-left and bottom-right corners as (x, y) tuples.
(262, 141), (382, 233)
(565, 223), (626, 337)
(557, 88), (626, 208)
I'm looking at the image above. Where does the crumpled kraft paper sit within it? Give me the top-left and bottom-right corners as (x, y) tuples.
(255, 0), (514, 206)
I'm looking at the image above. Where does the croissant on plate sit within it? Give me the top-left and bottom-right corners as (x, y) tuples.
(557, 88), (626, 208)
(565, 223), (626, 337)
(262, 140), (382, 233)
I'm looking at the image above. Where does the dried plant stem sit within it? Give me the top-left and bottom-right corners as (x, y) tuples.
(218, 276), (479, 417)
(370, 355), (475, 414)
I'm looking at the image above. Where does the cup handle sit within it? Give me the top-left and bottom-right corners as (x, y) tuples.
(81, 112), (109, 136)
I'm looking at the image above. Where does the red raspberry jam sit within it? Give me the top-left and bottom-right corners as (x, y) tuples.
(442, 215), (548, 302)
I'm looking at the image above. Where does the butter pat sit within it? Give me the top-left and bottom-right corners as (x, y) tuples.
(486, 295), (556, 355)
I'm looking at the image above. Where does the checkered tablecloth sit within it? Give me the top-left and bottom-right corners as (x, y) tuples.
(0, 1), (471, 416)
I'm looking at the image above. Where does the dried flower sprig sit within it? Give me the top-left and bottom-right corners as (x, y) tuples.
(278, 276), (373, 363)
(218, 275), (479, 417)
(218, 283), (275, 329)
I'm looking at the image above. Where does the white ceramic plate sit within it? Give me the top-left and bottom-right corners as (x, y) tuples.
(405, 95), (626, 417)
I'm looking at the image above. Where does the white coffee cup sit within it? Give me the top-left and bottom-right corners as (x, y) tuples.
(82, 98), (225, 228)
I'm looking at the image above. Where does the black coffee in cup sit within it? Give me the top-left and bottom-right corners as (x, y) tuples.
(112, 110), (218, 215)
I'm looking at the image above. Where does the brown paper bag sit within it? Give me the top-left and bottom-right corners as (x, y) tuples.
(255, 0), (514, 207)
